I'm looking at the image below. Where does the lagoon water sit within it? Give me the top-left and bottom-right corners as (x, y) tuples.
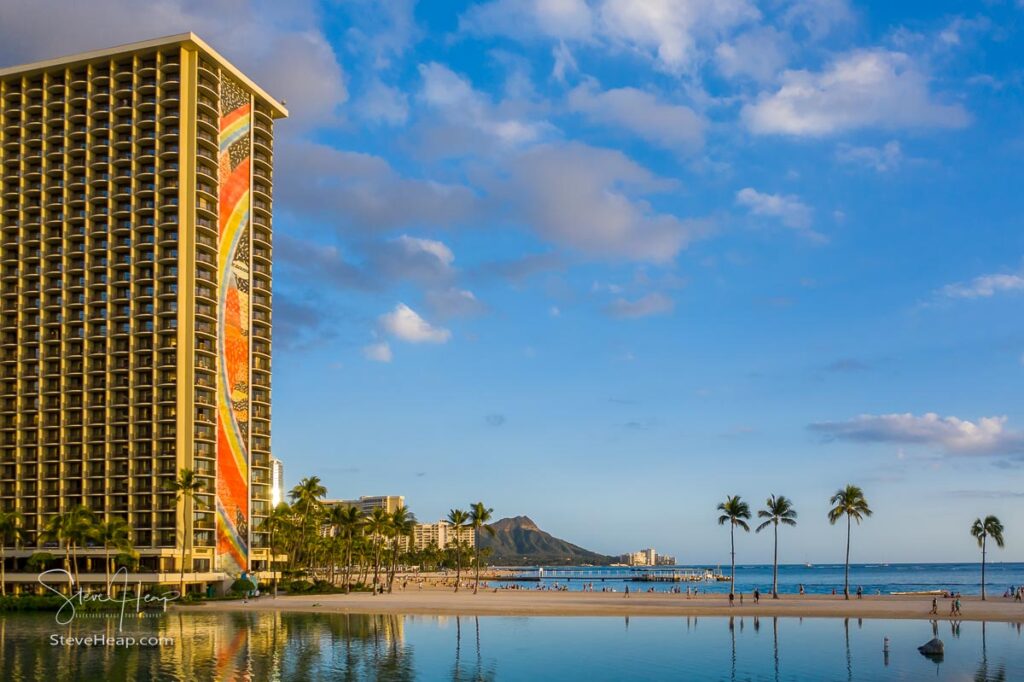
(0, 611), (1021, 681)
(495, 563), (1024, 596)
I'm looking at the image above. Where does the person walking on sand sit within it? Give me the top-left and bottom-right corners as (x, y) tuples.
(753, 588), (760, 604)
(929, 598), (938, 615)
(625, 585), (630, 598)
(729, 591), (735, 607)
(856, 586), (863, 599)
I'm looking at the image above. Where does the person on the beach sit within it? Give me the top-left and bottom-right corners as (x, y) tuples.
(929, 598), (938, 615)
(753, 588), (760, 604)
(798, 584), (805, 595)
(856, 586), (863, 599)
(729, 592), (735, 607)
(625, 585), (630, 598)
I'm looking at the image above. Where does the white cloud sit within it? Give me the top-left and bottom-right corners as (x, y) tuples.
(374, 236), (456, 285)
(460, 0), (760, 75)
(551, 41), (578, 82)
(460, 0), (594, 41)
(736, 187), (816, 234)
(358, 80), (410, 126)
(340, 0), (421, 71)
(363, 341), (393, 363)
(836, 140), (903, 172)
(425, 288), (487, 318)
(605, 292), (674, 318)
(277, 142), (477, 233)
(567, 82), (704, 151)
(597, 0), (761, 74)
(783, 0), (855, 39)
(810, 412), (1024, 456)
(483, 143), (712, 262)
(380, 304), (452, 343)
(742, 50), (970, 136)
(715, 27), (788, 83)
(393, 236), (454, 267)
(418, 62), (548, 147)
(940, 273), (1024, 299)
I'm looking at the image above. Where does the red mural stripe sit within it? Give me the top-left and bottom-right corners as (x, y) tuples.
(220, 103), (251, 130)
(218, 163), (250, 233)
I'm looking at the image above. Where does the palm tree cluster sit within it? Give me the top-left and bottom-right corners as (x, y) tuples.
(716, 487), (865, 599)
(717, 485), (1009, 601)
(0, 505), (136, 594)
(265, 477), (496, 595)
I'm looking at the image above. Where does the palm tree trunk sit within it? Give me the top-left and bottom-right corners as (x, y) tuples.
(844, 515), (851, 600)
(473, 545), (481, 594)
(1, 545), (6, 597)
(455, 547), (462, 592)
(372, 540), (382, 592)
(179, 543), (187, 597)
(344, 540), (352, 593)
(772, 523), (779, 599)
(730, 523), (736, 596)
(980, 535), (987, 601)
(104, 543), (111, 590)
(71, 543), (80, 585)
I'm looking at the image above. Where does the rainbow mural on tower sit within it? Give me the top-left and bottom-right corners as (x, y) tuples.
(216, 76), (252, 573)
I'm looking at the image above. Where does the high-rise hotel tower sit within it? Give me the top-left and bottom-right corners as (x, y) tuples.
(0, 34), (285, 589)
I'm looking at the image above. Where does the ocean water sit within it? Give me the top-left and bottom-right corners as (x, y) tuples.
(491, 563), (1024, 596)
(0, 611), (1020, 680)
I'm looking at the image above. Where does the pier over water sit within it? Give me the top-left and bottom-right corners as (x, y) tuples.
(506, 567), (728, 583)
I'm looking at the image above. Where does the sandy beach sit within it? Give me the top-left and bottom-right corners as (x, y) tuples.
(189, 590), (1024, 623)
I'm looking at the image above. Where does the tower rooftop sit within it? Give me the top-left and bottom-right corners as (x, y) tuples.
(0, 32), (288, 119)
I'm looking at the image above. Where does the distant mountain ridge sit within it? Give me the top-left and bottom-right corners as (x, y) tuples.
(479, 516), (615, 566)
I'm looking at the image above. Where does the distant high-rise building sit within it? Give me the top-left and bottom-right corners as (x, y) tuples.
(409, 520), (475, 552)
(270, 458), (284, 507)
(324, 495), (405, 516)
(0, 34), (286, 590)
(620, 548), (658, 566)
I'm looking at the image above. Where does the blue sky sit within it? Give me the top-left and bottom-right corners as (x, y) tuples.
(2, 0), (1023, 564)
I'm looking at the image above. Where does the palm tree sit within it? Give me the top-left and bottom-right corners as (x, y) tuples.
(447, 509), (470, 592)
(0, 510), (26, 596)
(365, 507), (391, 592)
(42, 506), (94, 585)
(334, 505), (365, 593)
(167, 468), (204, 597)
(469, 502), (495, 594)
(288, 476), (327, 566)
(41, 512), (73, 576)
(387, 507), (417, 593)
(970, 516), (1005, 601)
(756, 495), (797, 599)
(717, 495), (751, 596)
(828, 485), (872, 600)
(93, 517), (132, 589)
(265, 503), (293, 597)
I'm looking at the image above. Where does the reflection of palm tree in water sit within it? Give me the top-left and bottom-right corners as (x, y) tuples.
(772, 617), (779, 682)
(475, 616), (482, 679)
(452, 616), (462, 681)
(729, 617), (736, 682)
(844, 618), (851, 682)
(975, 621), (1008, 682)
